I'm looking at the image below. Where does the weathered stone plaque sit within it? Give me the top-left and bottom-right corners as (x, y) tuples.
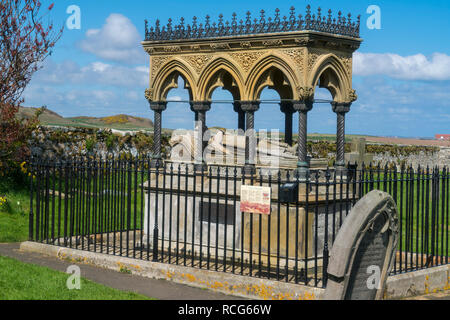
(323, 190), (399, 300)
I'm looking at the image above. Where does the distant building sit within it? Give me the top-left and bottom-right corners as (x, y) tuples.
(435, 134), (450, 141)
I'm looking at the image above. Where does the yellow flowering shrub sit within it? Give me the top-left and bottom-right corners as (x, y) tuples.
(0, 196), (7, 208)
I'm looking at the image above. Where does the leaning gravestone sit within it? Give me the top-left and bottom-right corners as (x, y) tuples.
(323, 190), (399, 300)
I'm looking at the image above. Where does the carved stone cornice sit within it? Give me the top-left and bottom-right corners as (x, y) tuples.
(142, 31), (362, 56)
(210, 43), (230, 50)
(262, 40), (283, 47)
(163, 46), (182, 53)
(144, 47), (154, 54)
(294, 38), (314, 46)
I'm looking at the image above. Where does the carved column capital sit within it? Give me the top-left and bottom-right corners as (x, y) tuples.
(233, 101), (242, 113)
(233, 102), (245, 132)
(292, 100), (313, 113)
(240, 101), (260, 112)
(149, 101), (167, 111)
(332, 102), (351, 114)
(190, 101), (211, 112)
(280, 101), (294, 114)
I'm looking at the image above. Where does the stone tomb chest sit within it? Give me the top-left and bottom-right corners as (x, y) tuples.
(143, 166), (354, 269)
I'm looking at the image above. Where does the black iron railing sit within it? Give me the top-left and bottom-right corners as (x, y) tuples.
(28, 157), (449, 288)
(144, 5), (361, 42)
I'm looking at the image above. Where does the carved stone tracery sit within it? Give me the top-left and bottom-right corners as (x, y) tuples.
(228, 51), (266, 73)
(184, 55), (213, 74)
(282, 48), (306, 73)
(151, 56), (170, 76)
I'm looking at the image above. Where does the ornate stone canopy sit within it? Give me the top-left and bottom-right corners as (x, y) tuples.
(143, 5), (361, 104)
(142, 5), (363, 173)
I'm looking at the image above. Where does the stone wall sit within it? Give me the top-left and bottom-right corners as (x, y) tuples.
(29, 126), (157, 159)
(29, 127), (450, 169)
(372, 147), (450, 169)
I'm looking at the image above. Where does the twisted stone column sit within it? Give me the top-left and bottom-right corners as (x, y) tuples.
(149, 101), (167, 168)
(191, 101), (211, 171)
(293, 100), (313, 180)
(332, 102), (351, 173)
(280, 102), (294, 146)
(241, 101), (260, 175)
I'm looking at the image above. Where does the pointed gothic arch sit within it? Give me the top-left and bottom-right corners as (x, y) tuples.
(151, 59), (197, 101)
(308, 54), (353, 103)
(245, 54), (300, 101)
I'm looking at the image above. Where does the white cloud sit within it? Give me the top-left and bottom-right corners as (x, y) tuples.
(32, 59), (148, 88)
(354, 52), (450, 80)
(23, 83), (153, 118)
(79, 13), (147, 64)
(167, 95), (183, 101)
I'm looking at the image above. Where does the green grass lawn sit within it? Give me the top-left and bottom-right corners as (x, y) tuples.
(0, 175), (30, 243)
(0, 255), (151, 300)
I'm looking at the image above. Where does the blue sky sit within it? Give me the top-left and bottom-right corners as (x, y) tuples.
(24, 0), (450, 138)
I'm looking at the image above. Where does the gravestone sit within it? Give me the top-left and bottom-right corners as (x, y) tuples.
(345, 138), (374, 169)
(323, 190), (399, 300)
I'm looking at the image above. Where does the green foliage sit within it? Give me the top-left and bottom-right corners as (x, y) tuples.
(49, 129), (71, 144)
(119, 266), (132, 274)
(306, 141), (351, 158)
(85, 136), (97, 152)
(161, 134), (170, 156)
(0, 106), (43, 172)
(0, 170), (30, 242)
(133, 132), (153, 153)
(305, 140), (440, 160)
(101, 114), (128, 124)
(105, 133), (118, 150)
